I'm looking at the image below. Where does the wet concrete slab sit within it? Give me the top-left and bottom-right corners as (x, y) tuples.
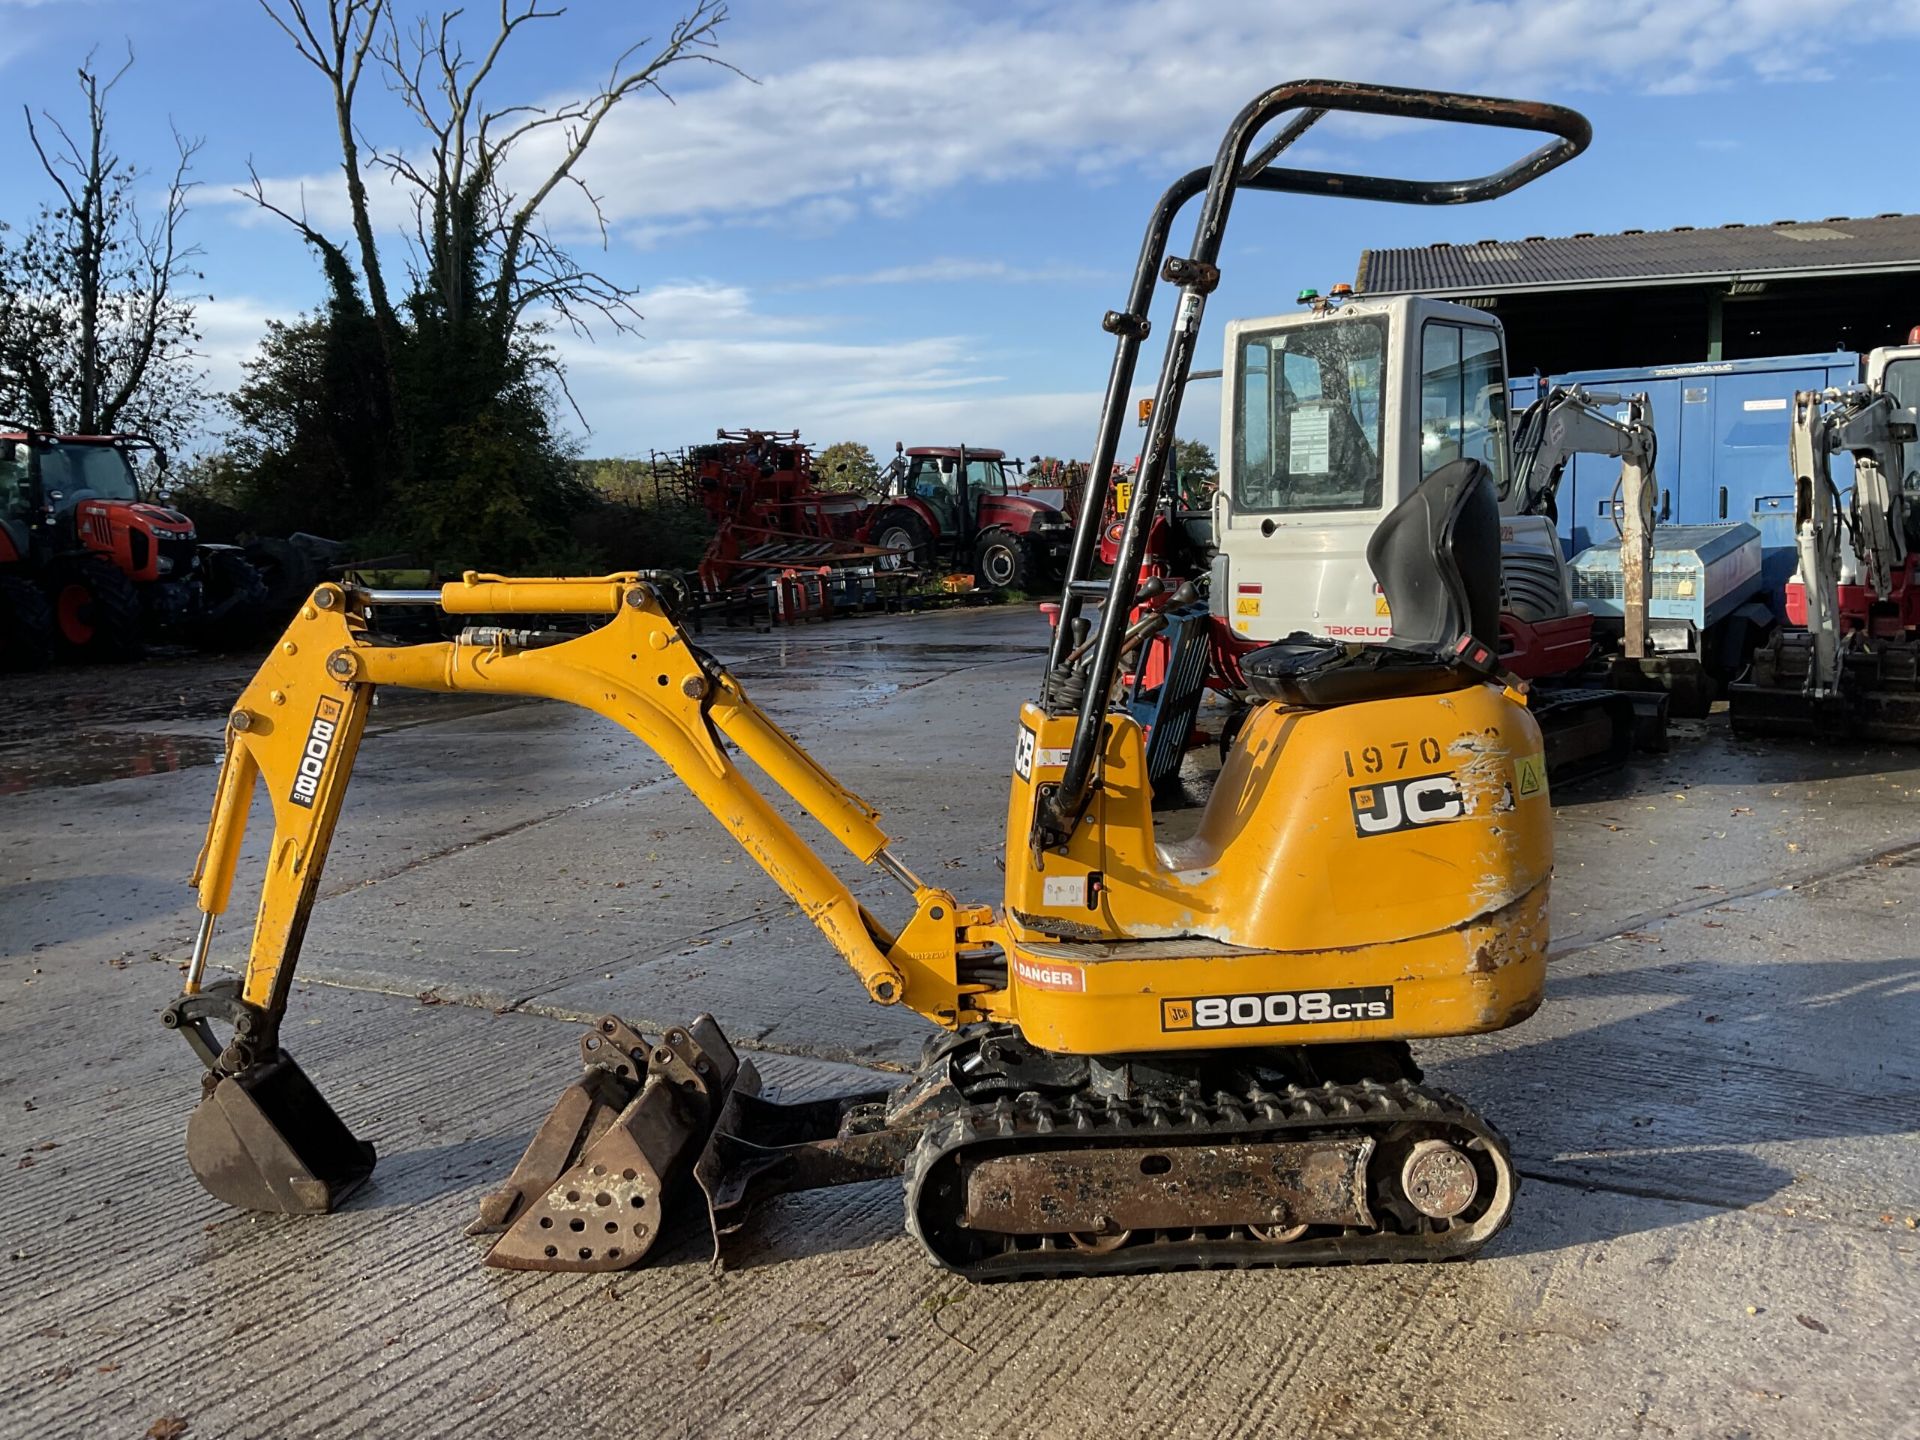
(2, 603), (1917, 1439)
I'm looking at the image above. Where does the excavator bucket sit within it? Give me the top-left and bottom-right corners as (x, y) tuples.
(185, 1052), (377, 1214)
(472, 1014), (746, 1272)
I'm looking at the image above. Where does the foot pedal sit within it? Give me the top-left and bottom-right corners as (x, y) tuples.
(185, 1052), (376, 1213)
(479, 1014), (743, 1272)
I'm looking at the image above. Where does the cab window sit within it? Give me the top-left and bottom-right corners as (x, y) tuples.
(1231, 316), (1386, 513)
(1419, 322), (1509, 490)
(1882, 357), (1919, 414)
(0, 446), (28, 523)
(964, 457), (1006, 495)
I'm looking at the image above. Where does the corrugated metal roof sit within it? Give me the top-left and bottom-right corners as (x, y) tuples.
(1357, 213), (1920, 296)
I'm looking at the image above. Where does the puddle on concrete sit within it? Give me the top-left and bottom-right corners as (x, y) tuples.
(0, 729), (227, 795)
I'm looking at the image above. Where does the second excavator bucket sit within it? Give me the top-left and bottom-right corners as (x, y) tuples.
(473, 1014), (745, 1272)
(185, 1052), (377, 1214)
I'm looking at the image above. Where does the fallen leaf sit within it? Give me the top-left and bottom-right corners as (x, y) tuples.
(693, 1347), (711, 1373)
(97, 1363), (121, 1374)
(416, 991), (446, 1006)
(1795, 1314), (1829, 1335)
(791, 1319), (829, 1335)
(17, 1156), (33, 1170)
(146, 1419), (189, 1440)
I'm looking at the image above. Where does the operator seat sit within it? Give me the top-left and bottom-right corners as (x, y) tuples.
(1238, 457), (1501, 708)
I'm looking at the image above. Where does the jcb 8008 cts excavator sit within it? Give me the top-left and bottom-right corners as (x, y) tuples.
(165, 81), (1587, 1280)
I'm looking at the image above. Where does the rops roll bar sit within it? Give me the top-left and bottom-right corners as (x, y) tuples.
(1035, 79), (1590, 849)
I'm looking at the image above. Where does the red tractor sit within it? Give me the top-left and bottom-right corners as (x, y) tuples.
(864, 444), (1072, 590)
(0, 428), (268, 667)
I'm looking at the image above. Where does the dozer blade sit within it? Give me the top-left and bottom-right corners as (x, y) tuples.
(185, 1052), (376, 1214)
(479, 1014), (744, 1273)
(692, 1070), (903, 1266)
(1730, 634), (1920, 743)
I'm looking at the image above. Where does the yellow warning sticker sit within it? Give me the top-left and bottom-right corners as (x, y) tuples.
(1374, 595), (1392, 616)
(1235, 596), (1261, 616)
(1515, 751), (1547, 798)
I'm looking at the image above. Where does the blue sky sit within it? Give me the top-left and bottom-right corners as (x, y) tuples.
(3, 0), (1917, 463)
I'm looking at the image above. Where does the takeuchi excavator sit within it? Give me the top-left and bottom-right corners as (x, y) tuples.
(1185, 296), (1666, 782)
(1730, 345), (1920, 738)
(165, 81), (1588, 1281)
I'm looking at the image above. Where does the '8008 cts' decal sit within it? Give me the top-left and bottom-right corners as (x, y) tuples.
(288, 696), (345, 808)
(1161, 986), (1394, 1031)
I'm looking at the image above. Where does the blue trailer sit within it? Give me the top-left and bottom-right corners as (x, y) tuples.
(1511, 351), (1864, 614)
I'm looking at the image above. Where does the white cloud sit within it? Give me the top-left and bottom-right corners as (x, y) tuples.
(543, 278), (1109, 458)
(192, 293), (291, 397)
(784, 258), (1102, 291)
(232, 0), (1920, 251)
(520, 0), (1920, 238)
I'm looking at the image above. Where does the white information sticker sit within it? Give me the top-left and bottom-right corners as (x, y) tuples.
(1743, 397), (1788, 412)
(1289, 407), (1331, 474)
(1042, 875), (1090, 907)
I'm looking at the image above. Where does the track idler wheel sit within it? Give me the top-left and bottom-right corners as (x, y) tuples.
(473, 1014), (744, 1272)
(165, 982), (375, 1214)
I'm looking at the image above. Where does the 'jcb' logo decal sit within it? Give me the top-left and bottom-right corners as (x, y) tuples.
(1349, 773), (1463, 838)
(1012, 726), (1037, 782)
(289, 696), (345, 809)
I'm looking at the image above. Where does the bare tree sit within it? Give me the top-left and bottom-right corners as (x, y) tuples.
(0, 48), (206, 442)
(227, 1), (738, 564)
(247, 0), (735, 371)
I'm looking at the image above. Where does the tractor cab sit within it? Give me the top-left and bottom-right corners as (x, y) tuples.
(894, 446), (1013, 541)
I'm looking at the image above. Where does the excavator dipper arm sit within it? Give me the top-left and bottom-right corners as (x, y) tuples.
(165, 574), (996, 1237)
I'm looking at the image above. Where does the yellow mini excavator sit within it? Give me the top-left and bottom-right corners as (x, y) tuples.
(165, 81), (1588, 1280)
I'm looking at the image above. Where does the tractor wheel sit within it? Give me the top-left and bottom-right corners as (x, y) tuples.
(869, 508), (934, 571)
(192, 549), (272, 652)
(972, 527), (1038, 591)
(49, 555), (145, 661)
(0, 573), (55, 671)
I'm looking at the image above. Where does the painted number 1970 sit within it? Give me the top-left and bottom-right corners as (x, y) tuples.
(1342, 736), (1442, 777)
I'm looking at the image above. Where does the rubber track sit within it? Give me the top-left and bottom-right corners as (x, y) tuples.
(904, 1077), (1515, 1281)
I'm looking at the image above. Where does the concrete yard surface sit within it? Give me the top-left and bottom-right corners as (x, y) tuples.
(2, 605), (1917, 1440)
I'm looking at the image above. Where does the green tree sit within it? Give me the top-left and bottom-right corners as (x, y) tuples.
(231, 0), (734, 567)
(1173, 438), (1219, 489)
(0, 48), (206, 447)
(816, 440), (880, 493)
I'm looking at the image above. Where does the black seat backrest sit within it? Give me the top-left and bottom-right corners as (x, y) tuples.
(1364, 458), (1500, 651)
